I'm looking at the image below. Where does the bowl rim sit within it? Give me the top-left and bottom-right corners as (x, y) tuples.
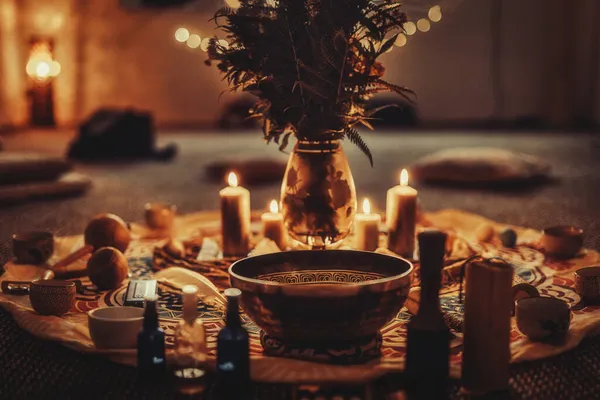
(88, 306), (145, 322)
(12, 231), (55, 242)
(229, 249), (414, 288)
(575, 266), (600, 277)
(542, 225), (584, 238)
(515, 296), (571, 311)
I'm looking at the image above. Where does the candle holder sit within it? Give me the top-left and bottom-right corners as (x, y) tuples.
(541, 226), (584, 259)
(144, 203), (177, 230)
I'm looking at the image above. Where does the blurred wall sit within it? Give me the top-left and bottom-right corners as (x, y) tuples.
(0, 0), (598, 128)
(0, 0), (27, 128)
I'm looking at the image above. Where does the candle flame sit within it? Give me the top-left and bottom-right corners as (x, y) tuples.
(269, 199), (279, 213)
(400, 169), (409, 187)
(362, 198), (371, 214)
(227, 172), (238, 187)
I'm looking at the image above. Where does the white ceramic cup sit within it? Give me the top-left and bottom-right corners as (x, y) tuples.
(88, 306), (144, 349)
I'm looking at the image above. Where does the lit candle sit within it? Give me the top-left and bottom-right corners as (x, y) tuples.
(219, 172), (251, 257)
(354, 198), (381, 251)
(386, 169), (418, 258)
(261, 200), (287, 250)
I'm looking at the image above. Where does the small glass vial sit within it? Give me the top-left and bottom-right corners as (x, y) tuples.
(173, 285), (208, 396)
(215, 288), (252, 399)
(137, 294), (166, 381)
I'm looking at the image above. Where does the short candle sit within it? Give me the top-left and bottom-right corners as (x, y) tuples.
(386, 169), (418, 258)
(354, 198), (381, 251)
(261, 200), (287, 250)
(219, 172), (251, 257)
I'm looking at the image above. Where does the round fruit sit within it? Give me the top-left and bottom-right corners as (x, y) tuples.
(87, 247), (129, 290)
(84, 214), (131, 252)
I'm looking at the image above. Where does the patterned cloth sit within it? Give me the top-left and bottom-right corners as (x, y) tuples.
(0, 210), (599, 384)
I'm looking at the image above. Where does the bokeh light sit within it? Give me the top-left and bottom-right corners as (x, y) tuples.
(36, 62), (50, 78)
(174, 28), (189, 43)
(403, 22), (417, 36)
(225, 0), (241, 8)
(417, 19), (431, 32)
(187, 34), (201, 49)
(394, 33), (407, 47)
(429, 5), (442, 22)
(49, 61), (61, 77)
(200, 38), (211, 52)
(218, 39), (230, 50)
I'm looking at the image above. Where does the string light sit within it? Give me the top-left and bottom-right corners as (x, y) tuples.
(403, 21), (416, 35)
(428, 5), (442, 22)
(394, 33), (407, 47)
(218, 39), (230, 49)
(225, 0), (241, 8)
(174, 28), (189, 43)
(417, 18), (431, 32)
(200, 38), (211, 52)
(187, 34), (201, 49)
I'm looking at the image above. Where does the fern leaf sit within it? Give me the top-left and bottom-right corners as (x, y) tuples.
(345, 127), (373, 167)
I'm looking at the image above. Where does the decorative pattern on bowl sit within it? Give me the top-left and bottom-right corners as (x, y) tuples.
(256, 269), (385, 284)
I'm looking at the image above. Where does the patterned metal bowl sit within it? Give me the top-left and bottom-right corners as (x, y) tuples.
(229, 250), (413, 344)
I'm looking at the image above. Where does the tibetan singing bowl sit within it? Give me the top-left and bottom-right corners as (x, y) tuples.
(229, 250), (413, 344)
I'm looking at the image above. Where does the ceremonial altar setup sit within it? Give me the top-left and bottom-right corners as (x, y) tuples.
(1, 1), (600, 399)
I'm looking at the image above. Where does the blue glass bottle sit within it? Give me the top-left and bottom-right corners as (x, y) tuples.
(137, 295), (166, 381)
(215, 288), (252, 399)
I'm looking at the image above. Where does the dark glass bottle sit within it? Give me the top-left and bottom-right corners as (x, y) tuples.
(215, 288), (251, 400)
(404, 230), (451, 400)
(137, 295), (167, 381)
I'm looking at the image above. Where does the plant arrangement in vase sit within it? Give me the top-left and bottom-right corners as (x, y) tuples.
(206, 0), (413, 246)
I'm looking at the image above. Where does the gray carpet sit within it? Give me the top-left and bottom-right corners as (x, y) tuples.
(1, 129), (599, 250)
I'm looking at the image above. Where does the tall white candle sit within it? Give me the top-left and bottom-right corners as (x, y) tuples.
(386, 169), (418, 258)
(220, 172), (251, 257)
(261, 200), (287, 250)
(354, 198), (381, 251)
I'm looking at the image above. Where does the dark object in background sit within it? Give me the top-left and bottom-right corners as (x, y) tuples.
(367, 97), (418, 128)
(67, 109), (177, 161)
(218, 97), (259, 130)
(0, 153), (71, 185)
(206, 159), (286, 185)
(12, 231), (54, 265)
(410, 148), (551, 186)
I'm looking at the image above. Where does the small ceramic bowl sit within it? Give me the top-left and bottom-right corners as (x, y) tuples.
(516, 297), (571, 343)
(145, 203), (177, 230)
(541, 226), (584, 259)
(12, 231), (54, 265)
(29, 279), (76, 316)
(574, 266), (600, 305)
(88, 307), (144, 349)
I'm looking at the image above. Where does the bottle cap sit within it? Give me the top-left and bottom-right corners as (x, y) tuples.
(182, 285), (199, 321)
(224, 288), (242, 298)
(182, 285), (198, 296)
(144, 294), (159, 302)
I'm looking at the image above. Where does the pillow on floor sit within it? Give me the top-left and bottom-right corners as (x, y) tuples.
(410, 147), (551, 184)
